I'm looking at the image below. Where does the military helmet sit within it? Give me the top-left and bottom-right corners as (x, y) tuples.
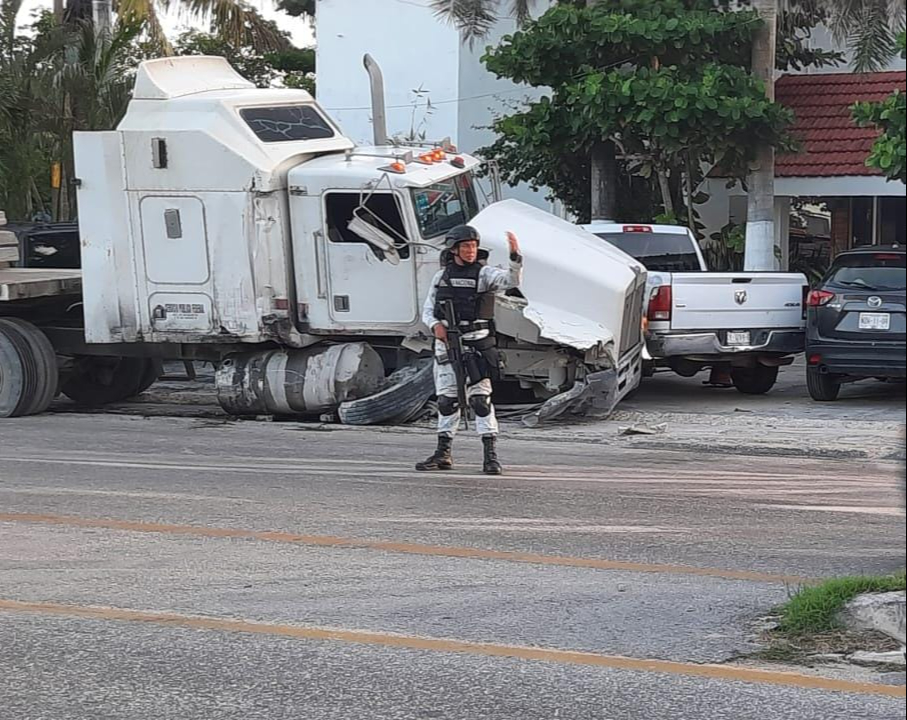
(442, 224), (481, 250)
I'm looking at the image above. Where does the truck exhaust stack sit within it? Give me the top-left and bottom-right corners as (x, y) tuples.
(363, 54), (388, 146)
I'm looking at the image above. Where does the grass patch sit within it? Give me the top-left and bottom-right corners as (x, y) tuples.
(778, 570), (905, 637)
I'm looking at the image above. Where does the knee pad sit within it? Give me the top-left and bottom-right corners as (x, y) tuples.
(470, 395), (492, 417)
(438, 395), (459, 416)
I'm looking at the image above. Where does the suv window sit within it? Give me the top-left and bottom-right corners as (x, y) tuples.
(826, 252), (906, 291)
(593, 232), (702, 272)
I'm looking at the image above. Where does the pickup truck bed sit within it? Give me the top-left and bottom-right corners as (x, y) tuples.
(0, 268), (82, 303)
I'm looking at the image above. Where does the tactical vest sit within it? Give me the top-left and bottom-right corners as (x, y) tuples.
(433, 262), (495, 324)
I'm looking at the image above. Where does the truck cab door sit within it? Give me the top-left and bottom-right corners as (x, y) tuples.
(294, 190), (418, 329)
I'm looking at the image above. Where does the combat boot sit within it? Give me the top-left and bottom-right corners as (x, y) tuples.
(416, 433), (454, 471)
(482, 434), (502, 475)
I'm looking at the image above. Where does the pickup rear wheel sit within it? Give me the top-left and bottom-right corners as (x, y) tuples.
(730, 365), (778, 395)
(806, 367), (841, 401)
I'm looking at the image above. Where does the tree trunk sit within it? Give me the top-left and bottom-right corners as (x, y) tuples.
(684, 154), (696, 234)
(590, 140), (617, 221)
(657, 168), (673, 218)
(744, 0), (778, 271)
(53, 0), (64, 22)
(588, 0), (617, 222)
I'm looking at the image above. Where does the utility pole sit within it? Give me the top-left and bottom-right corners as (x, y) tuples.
(744, 0), (778, 270)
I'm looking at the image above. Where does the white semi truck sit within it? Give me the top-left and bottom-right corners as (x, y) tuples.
(1, 56), (646, 423)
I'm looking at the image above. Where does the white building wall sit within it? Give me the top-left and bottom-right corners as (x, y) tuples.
(315, 0), (460, 145)
(315, 0), (558, 212)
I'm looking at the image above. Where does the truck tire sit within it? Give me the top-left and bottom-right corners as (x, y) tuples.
(0, 322), (33, 417)
(806, 367), (841, 401)
(61, 356), (147, 406)
(0, 318), (58, 415)
(136, 359), (164, 395)
(730, 365), (778, 395)
(338, 360), (434, 426)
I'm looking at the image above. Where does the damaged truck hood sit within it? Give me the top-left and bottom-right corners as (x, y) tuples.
(471, 199), (645, 357)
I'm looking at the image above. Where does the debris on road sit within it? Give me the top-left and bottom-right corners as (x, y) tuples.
(618, 422), (667, 436)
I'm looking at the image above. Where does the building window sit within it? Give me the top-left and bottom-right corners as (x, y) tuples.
(878, 196), (906, 246)
(851, 197), (874, 247)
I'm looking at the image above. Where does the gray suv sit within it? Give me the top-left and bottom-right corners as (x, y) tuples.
(805, 245), (905, 401)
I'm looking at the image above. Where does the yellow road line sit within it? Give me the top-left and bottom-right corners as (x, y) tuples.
(0, 599), (901, 699)
(0, 512), (812, 585)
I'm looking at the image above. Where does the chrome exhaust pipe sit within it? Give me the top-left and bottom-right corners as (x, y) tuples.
(363, 54), (388, 146)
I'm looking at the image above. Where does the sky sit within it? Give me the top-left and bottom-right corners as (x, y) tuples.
(17, 0), (316, 46)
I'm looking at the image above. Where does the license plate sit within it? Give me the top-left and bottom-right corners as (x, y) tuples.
(727, 331), (751, 345)
(858, 312), (890, 331)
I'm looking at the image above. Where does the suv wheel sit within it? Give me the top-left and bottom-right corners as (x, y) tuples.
(806, 367), (841, 401)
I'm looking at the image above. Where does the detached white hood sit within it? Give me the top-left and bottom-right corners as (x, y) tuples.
(471, 200), (645, 357)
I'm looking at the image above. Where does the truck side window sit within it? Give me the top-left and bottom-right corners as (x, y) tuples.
(325, 193), (410, 260)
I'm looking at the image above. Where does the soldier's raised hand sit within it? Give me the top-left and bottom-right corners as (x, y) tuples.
(506, 231), (520, 256)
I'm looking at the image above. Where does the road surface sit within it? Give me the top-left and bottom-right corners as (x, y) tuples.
(1, 413), (904, 719)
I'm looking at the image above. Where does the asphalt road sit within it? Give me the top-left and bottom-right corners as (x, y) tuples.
(1, 414), (904, 719)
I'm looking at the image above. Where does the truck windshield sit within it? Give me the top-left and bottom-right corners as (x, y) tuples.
(594, 232), (702, 273)
(411, 173), (480, 239)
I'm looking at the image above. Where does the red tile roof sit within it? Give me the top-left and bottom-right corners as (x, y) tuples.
(775, 71), (906, 178)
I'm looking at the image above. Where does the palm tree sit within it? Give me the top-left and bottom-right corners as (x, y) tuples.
(793, 0), (906, 71)
(431, 0), (906, 71)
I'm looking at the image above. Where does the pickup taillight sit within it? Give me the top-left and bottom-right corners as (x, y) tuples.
(647, 285), (672, 322)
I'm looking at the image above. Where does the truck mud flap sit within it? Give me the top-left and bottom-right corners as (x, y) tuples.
(521, 369), (619, 427)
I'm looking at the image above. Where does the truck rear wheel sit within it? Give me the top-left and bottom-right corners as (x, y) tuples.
(730, 365), (778, 395)
(136, 359), (164, 395)
(61, 356), (148, 406)
(1, 322), (31, 417)
(0, 318), (58, 415)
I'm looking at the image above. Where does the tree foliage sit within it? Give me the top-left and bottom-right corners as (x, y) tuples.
(852, 32), (907, 182)
(174, 29), (315, 92)
(436, 0), (905, 72)
(479, 0), (796, 221)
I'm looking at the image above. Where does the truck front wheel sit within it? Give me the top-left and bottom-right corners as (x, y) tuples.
(730, 365), (779, 395)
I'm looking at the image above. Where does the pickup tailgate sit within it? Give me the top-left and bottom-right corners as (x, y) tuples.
(670, 273), (807, 331)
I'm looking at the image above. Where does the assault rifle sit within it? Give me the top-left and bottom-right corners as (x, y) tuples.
(440, 299), (471, 424)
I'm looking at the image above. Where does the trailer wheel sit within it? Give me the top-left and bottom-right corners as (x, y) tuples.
(338, 360), (434, 426)
(730, 365), (779, 395)
(0, 320), (41, 417)
(61, 356), (147, 406)
(0, 318), (58, 415)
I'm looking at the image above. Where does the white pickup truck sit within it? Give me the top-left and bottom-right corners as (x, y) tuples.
(581, 222), (809, 394)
